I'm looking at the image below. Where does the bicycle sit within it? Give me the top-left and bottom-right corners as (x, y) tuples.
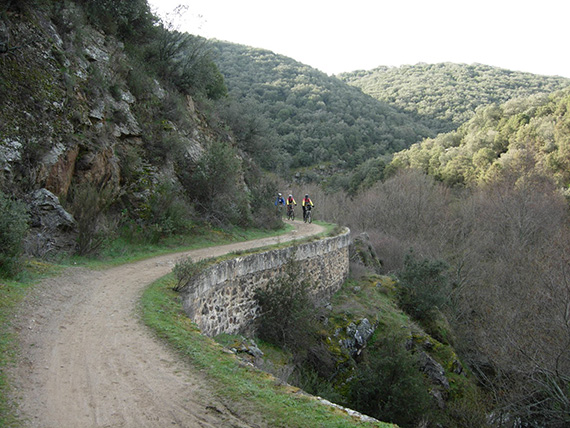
(286, 204), (295, 221)
(303, 205), (313, 223)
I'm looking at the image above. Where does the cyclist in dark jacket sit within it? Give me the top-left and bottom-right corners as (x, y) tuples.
(275, 193), (286, 217)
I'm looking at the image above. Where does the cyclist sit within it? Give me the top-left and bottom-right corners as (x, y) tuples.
(274, 193), (286, 217)
(301, 194), (314, 221)
(286, 194), (297, 220)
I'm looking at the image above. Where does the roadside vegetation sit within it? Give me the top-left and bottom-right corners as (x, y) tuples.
(301, 167), (570, 427)
(141, 272), (395, 428)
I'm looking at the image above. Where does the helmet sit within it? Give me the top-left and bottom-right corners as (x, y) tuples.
(305, 194), (309, 198)
(289, 194), (293, 197)
(278, 193), (282, 196)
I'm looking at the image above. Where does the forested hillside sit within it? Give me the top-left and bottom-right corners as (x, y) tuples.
(391, 87), (570, 190)
(303, 84), (570, 426)
(210, 41), (434, 171)
(339, 63), (570, 135)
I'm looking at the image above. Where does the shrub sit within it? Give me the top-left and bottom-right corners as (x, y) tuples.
(349, 332), (432, 427)
(143, 181), (195, 242)
(172, 257), (210, 292)
(396, 251), (450, 324)
(186, 139), (251, 226)
(145, 24), (227, 100)
(0, 191), (29, 276)
(245, 168), (282, 230)
(67, 182), (114, 256)
(254, 256), (318, 354)
(75, 0), (155, 42)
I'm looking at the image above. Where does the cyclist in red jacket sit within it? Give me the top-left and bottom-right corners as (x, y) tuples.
(301, 194), (314, 221)
(286, 194), (297, 220)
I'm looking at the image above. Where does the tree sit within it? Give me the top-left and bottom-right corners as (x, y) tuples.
(185, 140), (250, 226)
(451, 170), (570, 426)
(76, 0), (155, 41)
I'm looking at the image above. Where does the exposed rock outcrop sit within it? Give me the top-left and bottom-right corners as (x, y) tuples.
(341, 318), (375, 357)
(24, 188), (77, 256)
(0, 4), (229, 254)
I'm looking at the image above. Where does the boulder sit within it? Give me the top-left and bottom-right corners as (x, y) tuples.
(28, 188), (75, 230)
(341, 318), (375, 357)
(24, 189), (77, 257)
(418, 351), (450, 391)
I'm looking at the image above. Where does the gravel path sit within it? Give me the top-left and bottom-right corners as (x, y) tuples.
(8, 221), (324, 428)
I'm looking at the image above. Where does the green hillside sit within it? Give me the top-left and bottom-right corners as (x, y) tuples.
(339, 63), (570, 135)
(391, 87), (570, 190)
(210, 41), (434, 171)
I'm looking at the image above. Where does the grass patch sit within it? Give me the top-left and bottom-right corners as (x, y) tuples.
(330, 275), (405, 326)
(140, 274), (395, 428)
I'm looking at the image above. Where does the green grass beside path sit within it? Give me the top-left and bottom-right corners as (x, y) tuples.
(141, 275), (394, 428)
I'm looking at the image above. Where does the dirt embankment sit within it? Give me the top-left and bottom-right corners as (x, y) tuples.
(8, 222), (324, 428)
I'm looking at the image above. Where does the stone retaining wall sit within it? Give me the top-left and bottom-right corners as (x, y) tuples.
(179, 229), (350, 336)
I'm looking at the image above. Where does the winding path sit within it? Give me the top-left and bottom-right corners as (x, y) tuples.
(9, 221), (324, 428)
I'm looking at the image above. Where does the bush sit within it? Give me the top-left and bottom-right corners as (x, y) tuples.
(144, 181), (195, 242)
(146, 25), (227, 99)
(186, 139), (251, 226)
(172, 257), (210, 292)
(396, 251), (450, 324)
(75, 0), (154, 42)
(68, 182), (114, 256)
(245, 171), (282, 230)
(254, 256), (318, 354)
(349, 332), (432, 427)
(0, 191), (29, 277)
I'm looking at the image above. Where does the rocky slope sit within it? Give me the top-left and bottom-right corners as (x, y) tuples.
(0, 3), (233, 255)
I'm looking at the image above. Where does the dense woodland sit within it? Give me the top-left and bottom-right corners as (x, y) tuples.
(391, 88), (570, 190)
(210, 44), (570, 193)
(210, 41), (434, 171)
(210, 31), (570, 428)
(339, 63), (570, 135)
(2, 1), (570, 427)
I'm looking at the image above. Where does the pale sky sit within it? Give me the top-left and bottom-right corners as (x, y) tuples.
(148, 0), (570, 78)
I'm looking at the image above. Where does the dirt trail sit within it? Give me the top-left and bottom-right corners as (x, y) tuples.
(9, 221), (325, 428)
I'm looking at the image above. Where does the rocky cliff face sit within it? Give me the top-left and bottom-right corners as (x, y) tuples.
(0, 4), (232, 253)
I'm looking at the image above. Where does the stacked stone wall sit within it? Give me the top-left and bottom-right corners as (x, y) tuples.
(179, 229), (350, 336)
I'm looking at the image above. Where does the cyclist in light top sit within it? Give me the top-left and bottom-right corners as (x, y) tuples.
(286, 194), (297, 220)
(302, 194), (313, 221)
(286, 194), (296, 207)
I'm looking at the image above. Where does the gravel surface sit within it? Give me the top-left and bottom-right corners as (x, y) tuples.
(8, 221), (324, 428)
